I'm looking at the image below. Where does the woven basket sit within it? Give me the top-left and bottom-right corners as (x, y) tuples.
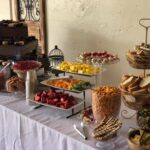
(126, 52), (150, 69)
(128, 129), (150, 150)
(120, 88), (150, 111)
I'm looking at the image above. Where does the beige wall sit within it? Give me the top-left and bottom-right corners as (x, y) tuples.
(1, 0), (150, 85)
(0, 0), (10, 20)
(46, 0), (150, 85)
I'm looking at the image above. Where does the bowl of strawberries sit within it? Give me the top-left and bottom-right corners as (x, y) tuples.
(33, 90), (80, 110)
(12, 60), (41, 79)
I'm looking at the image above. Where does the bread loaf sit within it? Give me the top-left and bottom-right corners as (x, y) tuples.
(121, 74), (130, 82)
(121, 76), (135, 87)
(128, 85), (139, 92)
(148, 86), (150, 93)
(6, 76), (25, 92)
(132, 88), (147, 95)
(120, 74), (150, 95)
(128, 77), (141, 88)
(139, 76), (150, 88)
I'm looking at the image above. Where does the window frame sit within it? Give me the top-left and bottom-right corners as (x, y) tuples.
(10, 0), (47, 55)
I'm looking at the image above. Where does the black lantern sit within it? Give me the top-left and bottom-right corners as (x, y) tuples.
(48, 45), (64, 68)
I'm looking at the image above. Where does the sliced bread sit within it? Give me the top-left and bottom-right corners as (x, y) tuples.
(139, 76), (150, 88)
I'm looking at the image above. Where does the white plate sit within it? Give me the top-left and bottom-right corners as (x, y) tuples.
(52, 68), (97, 77)
(40, 76), (91, 93)
(29, 97), (84, 111)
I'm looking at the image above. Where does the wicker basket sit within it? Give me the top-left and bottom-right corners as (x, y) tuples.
(120, 88), (150, 111)
(128, 129), (150, 150)
(126, 52), (150, 69)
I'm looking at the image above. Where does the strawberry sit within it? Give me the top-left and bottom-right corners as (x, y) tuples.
(60, 97), (65, 103)
(42, 91), (47, 95)
(34, 90), (78, 109)
(55, 102), (61, 107)
(53, 98), (59, 103)
(47, 90), (53, 96)
(48, 99), (56, 105)
(41, 96), (46, 103)
(34, 95), (41, 101)
(64, 101), (71, 109)
(36, 91), (43, 96)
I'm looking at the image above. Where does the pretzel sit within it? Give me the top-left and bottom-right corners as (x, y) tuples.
(92, 117), (122, 141)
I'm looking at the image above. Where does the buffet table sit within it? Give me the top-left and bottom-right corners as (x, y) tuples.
(0, 91), (136, 150)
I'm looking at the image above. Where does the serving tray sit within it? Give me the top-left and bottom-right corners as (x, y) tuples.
(29, 97), (84, 111)
(40, 76), (92, 93)
(51, 68), (98, 77)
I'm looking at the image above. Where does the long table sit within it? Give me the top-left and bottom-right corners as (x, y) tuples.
(0, 91), (137, 150)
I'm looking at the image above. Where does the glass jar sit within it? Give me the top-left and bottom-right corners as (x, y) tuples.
(92, 86), (121, 122)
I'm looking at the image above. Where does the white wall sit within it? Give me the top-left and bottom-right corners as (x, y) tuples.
(0, 0), (150, 86)
(46, 0), (150, 86)
(0, 0), (10, 20)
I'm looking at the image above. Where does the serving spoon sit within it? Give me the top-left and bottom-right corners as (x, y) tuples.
(0, 62), (10, 73)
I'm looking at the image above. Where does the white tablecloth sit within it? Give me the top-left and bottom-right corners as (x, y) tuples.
(0, 91), (137, 150)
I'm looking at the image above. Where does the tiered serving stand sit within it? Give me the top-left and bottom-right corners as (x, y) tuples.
(29, 46), (119, 118)
(44, 67), (98, 118)
(48, 54), (120, 118)
(120, 18), (150, 126)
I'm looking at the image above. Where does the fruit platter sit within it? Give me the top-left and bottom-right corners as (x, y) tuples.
(32, 90), (84, 111)
(54, 61), (100, 76)
(77, 51), (119, 65)
(41, 76), (92, 93)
